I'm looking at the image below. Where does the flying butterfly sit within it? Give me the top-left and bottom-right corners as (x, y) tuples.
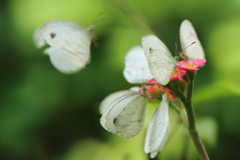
(33, 20), (94, 73)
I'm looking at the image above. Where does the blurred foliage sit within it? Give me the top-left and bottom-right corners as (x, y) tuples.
(1, 0), (240, 159)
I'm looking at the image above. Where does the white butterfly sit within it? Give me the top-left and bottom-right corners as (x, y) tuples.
(100, 89), (148, 138)
(180, 19), (205, 60)
(122, 45), (170, 157)
(33, 20), (94, 73)
(144, 94), (170, 158)
(100, 90), (170, 157)
(100, 46), (170, 155)
(100, 46), (152, 138)
(141, 35), (176, 86)
(141, 20), (205, 85)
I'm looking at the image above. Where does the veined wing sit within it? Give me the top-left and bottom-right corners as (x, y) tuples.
(142, 35), (176, 85)
(33, 20), (93, 73)
(180, 19), (205, 60)
(144, 94), (170, 158)
(100, 90), (148, 138)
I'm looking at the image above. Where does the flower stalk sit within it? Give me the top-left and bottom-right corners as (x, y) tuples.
(184, 76), (210, 160)
(170, 74), (209, 160)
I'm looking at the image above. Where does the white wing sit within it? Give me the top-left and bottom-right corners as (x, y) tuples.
(33, 20), (93, 73)
(141, 35), (176, 85)
(123, 46), (153, 84)
(99, 90), (132, 115)
(180, 19), (205, 60)
(144, 94), (169, 158)
(100, 90), (148, 138)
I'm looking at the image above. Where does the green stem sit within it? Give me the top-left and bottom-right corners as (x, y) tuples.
(171, 85), (209, 160)
(186, 70), (196, 101)
(188, 125), (210, 160)
(186, 80), (193, 101)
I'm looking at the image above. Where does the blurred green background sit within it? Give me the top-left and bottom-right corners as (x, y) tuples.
(1, 0), (240, 159)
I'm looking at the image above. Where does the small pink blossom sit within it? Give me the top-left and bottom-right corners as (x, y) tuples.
(145, 78), (176, 101)
(177, 59), (206, 70)
(170, 67), (186, 81)
(147, 78), (157, 84)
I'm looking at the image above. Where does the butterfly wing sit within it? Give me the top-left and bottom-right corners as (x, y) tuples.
(123, 46), (153, 84)
(180, 19), (205, 60)
(99, 90), (133, 114)
(141, 35), (176, 85)
(144, 94), (170, 158)
(100, 90), (148, 138)
(33, 20), (92, 73)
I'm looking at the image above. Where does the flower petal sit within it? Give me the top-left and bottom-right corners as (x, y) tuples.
(123, 46), (153, 84)
(170, 67), (186, 80)
(191, 59), (206, 67)
(177, 59), (206, 70)
(147, 78), (157, 84)
(144, 94), (170, 158)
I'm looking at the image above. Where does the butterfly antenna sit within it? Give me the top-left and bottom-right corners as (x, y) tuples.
(180, 41), (196, 61)
(173, 42), (179, 61)
(173, 34), (181, 62)
(175, 33), (179, 40)
(175, 42), (178, 56)
(88, 13), (104, 31)
(182, 41), (196, 51)
(92, 12), (104, 25)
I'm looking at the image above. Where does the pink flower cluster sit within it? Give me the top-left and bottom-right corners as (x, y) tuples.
(170, 59), (206, 81)
(146, 78), (176, 101)
(139, 59), (206, 101)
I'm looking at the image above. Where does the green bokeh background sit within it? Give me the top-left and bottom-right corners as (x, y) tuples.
(1, 0), (240, 159)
